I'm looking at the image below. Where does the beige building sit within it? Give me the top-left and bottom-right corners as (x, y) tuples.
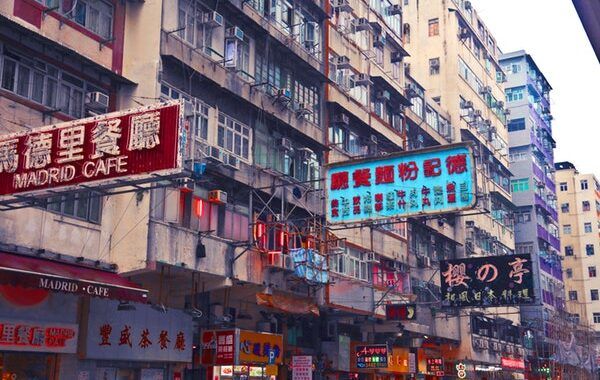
(556, 161), (600, 332)
(403, 0), (521, 370)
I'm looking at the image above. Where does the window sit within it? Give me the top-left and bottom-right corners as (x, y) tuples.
(566, 268), (573, 278)
(561, 203), (569, 213)
(507, 118), (525, 132)
(429, 58), (440, 75)
(46, 192), (102, 224)
(590, 266), (597, 278)
(568, 291), (578, 301)
(563, 225), (572, 234)
(511, 178), (529, 192)
(583, 201), (591, 211)
(584, 222), (592, 233)
(0, 47), (103, 118)
(565, 246), (574, 256)
(591, 289), (599, 301)
(217, 113), (251, 162)
(559, 182), (568, 191)
(428, 18), (439, 36)
(515, 212), (531, 224)
(506, 87), (525, 102)
(587, 244), (595, 256)
(178, 0), (214, 53)
(594, 313), (600, 324)
(581, 179), (589, 190)
(68, 0), (113, 39)
(516, 243), (533, 255)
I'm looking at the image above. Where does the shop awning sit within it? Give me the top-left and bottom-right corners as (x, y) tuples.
(0, 252), (148, 302)
(256, 293), (319, 316)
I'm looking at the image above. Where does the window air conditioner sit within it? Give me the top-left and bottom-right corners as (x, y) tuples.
(332, 0), (353, 13)
(333, 113), (350, 125)
(332, 55), (352, 69)
(351, 73), (372, 86)
(352, 18), (372, 32)
(208, 190), (228, 204)
(225, 27), (244, 41)
(85, 92), (109, 111)
(387, 4), (402, 15)
(202, 11), (223, 27)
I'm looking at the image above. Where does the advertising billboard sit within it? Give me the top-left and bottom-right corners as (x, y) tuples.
(0, 101), (184, 197)
(326, 143), (476, 224)
(440, 254), (534, 307)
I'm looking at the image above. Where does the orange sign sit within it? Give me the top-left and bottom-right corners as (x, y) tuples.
(387, 348), (410, 373)
(238, 330), (283, 364)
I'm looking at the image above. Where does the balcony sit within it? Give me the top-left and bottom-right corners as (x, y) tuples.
(537, 224), (550, 243)
(147, 219), (263, 284)
(224, 0), (325, 74)
(548, 234), (560, 252)
(160, 31), (324, 145)
(532, 163), (545, 182)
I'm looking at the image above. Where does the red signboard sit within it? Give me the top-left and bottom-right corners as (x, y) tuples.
(385, 304), (417, 321)
(501, 357), (525, 370)
(426, 358), (443, 374)
(0, 101), (183, 196)
(201, 329), (236, 366)
(0, 320), (78, 353)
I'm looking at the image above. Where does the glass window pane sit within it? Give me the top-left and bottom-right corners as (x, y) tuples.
(32, 72), (44, 103)
(59, 84), (70, 113)
(63, 194), (75, 215)
(88, 194), (101, 223)
(17, 65), (31, 97)
(1, 59), (16, 91)
(75, 193), (89, 219)
(45, 78), (57, 108)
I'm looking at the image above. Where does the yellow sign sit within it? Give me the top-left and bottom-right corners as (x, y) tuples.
(238, 330), (284, 364)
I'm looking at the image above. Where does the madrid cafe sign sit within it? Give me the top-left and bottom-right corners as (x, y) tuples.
(0, 101), (184, 197)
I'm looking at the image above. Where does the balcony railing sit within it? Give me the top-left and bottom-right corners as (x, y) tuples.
(537, 224), (550, 243)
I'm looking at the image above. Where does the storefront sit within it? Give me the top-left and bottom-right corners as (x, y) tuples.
(77, 298), (194, 379)
(201, 329), (283, 380)
(0, 251), (150, 379)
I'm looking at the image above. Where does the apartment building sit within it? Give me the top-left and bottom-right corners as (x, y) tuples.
(0, 0), (476, 377)
(402, 0), (521, 373)
(556, 161), (600, 367)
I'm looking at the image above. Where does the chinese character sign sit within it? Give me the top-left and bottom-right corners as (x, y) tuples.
(0, 101), (183, 197)
(440, 254), (534, 308)
(238, 330), (284, 364)
(426, 358), (444, 374)
(292, 355), (313, 380)
(354, 344), (389, 369)
(326, 144), (476, 224)
(85, 299), (192, 362)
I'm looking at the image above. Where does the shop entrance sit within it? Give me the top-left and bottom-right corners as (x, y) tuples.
(0, 352), (58, 380)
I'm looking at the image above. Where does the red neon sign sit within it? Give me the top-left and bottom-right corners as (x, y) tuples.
(0, 101), (183, 196)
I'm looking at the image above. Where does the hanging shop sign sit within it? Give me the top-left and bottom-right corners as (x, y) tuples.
(292, 355), (313, 380)
(440, 254), (534, 307)
(501, 357), (525, 371)
(426, 358), (444, 376)
(0, 319), (78, 353)
(200, 329), (284, 366)
(0, 101), (184, 197)
(355, 344), (389, 369)
(385, 303), (417, 320)
(386, 347), (410, 373)
(326, 143), (476, 224)
(85, 299), (193, 362)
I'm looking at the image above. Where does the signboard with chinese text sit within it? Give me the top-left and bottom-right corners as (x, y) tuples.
(0, 101), (183, 197)
(386, 347), (410, 373)
(201, 330), (236, 365)
(326, 143), (476, 224)
(501, 357), (525, 370)
(385, 304), (417, 321)
(0, 319), (78, 353)
(238, 330), (283, 364)
(354, 344), (389, 369)
(85, 299), (192, 362)
(426, 358), (444, 374)
(440, 254), (534, 307)
(292, 355), (313, 380)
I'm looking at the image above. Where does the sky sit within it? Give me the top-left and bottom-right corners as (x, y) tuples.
(471, 0), (600, 176)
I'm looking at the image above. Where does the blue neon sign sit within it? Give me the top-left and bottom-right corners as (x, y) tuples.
(326, 144), (476, 224)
